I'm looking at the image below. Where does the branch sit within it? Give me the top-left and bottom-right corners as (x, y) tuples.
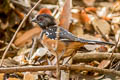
(73, 52), (120, 62)
(0, 64), (120, 76)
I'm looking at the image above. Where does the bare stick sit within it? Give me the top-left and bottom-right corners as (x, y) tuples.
(109, 35), (119, 69)
(73, 52), (120, 62)
(0, 64), (120, 76)
(29, 37), (37, 59)
(55, 27), (60, 80)
(0, 0), (42, 66)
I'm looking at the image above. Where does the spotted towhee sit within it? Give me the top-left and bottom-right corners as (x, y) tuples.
(32, 14), (114, 58)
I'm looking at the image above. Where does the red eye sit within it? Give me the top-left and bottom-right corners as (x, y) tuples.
(39, 18), (43, 21)
(37, 16), (44, 21)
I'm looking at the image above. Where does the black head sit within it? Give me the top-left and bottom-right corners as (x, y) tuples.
(32, 14), (56, 29)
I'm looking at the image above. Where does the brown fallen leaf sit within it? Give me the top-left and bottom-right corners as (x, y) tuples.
(82, 0), (95, 6)
(96, 7), (108, 18)
(102, 16), (111, 21)
(0, 21), (9, 30)
(92, 18), (111, 35)
(14, 9), (25, 19)
(8, 78), (20, 80)
(80, 10), (90, 24)
(112, 17), (120, 24)
(98, 60), (111, 69)
(94, 46), (110, 76)
(94, 60), (111, 76)
(69, 23), (83, 37)
(59, 0), (72, 30)
(0, 58), (18, 67)
(85, 7), (96, 12)
(72, 8), (80, 21)
(96, 46), (108, 52)
(23, 72), (35, 80)
(14, 27), (41, 47)
(30, 48), (48, 62)
(0, 73), (4, 80)
(112, 1), (120, 12)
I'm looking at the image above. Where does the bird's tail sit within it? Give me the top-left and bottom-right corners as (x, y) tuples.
(86, 40), (114, 45)
(77, 38), (114, 45)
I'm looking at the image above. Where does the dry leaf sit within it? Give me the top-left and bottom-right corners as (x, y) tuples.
(8, 78), (20, 80)
(23, 72), (35, 80)
(102, 16), (111, 21)
(96, 7), (108, 17)
(92, 18), (110, 35)
(112, 1), (120, 11)
(14, 9), (24, 19)
(72, 8), (80, 22)
(14, 27), (41, 47)
(1, 58), (18, 67)
(30, 48), (48, 63)
(59, 0), (72, 30)
(69, 23), (83, 37)
(112, 17), (120, 24)
(49, 78), (56, 80)
(61, 70), (70, 80)
(82, 0), (95, 6)
(0, 74), (4, 80)
(98, 60), (110, 69)
(80, 10), (90, 23)
(94, 60), (110, 76)
(85, 7), (96, 12)
(0, 21), (9, 30)
(96, 46), (108, 52)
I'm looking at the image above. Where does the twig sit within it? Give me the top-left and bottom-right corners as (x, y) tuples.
(52, 6), (59, 16)
(29, 37), (37, 59)
(109, 57), (117, 69)
(0, 64), (120, 76)
(56, 52), (60, 80)
(113, 34), (119, 53)
(114, 61), (120, 70)
(109, 34), (119, 69)
(73, 52), (120, 62)
(55, 27), (60, 80)
(0, 0), (42, 67)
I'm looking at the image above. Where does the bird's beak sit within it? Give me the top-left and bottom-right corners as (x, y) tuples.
(32, 18), (36, 22)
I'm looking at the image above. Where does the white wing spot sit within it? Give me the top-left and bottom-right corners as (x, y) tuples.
(46, 31), (49, 35)
(51, 38), (55, 40)
(50, 32), (52, 35)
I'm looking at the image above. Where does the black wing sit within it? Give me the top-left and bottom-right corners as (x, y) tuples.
(46, 26), (114, 45)
(59, 27), (114, 45)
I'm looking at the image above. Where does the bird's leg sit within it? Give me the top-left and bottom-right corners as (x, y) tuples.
(37, 30), (46, 47)
(38, 30), (46, 40)
(29, 36), (37, 61)
(29, 30), (46, 62)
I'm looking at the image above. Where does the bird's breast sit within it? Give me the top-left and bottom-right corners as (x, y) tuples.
(41, 34), (86, 57)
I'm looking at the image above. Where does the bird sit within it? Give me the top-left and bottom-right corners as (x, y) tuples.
(32, 13), (114, 58)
